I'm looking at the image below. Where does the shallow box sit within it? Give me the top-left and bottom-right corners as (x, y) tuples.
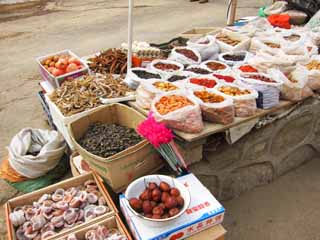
(180, 27), (221, 39)
(5, 172), (117, 240)
(56, 215), (132, 240)
(68, 103), (163, 192)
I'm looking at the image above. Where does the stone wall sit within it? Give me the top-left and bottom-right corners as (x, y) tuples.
(189, 97), (320, 200)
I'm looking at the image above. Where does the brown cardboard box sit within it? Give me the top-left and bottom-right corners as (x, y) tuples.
(179, 27), (221, 39)
(188, 224), (226, 240)
(56, 215), (132, 240)
(5, 172), (117, 240)
(68, 103), (163, 192)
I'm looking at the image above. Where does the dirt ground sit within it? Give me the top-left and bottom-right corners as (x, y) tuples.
(2, 0), (320, 239)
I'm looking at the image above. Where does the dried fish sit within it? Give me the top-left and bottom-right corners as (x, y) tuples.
(49, 75), (132, 116)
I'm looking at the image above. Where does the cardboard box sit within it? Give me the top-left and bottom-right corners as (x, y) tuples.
(179, 27), (221, 39)
(36, 49), (90, 88)
(68, 103), (164, 192)
(120, 173), (225, 240)
(5, 172), (117, 240)
(187, 224), (226, 240)
(56, 215), (132, 240)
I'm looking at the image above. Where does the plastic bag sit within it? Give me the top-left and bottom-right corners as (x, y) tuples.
(303, 55), (320, 90)
(151, 90), (204, 133)
(239, 72), (283, 109)
(136, 80), (180, 110)
(149, 59), (184, 79)
(215, 83), (258, 117)
(250, 37), (283, 55)
(200, 60), (230, 73)
(276, 66), (313, 101)
(191, 87), (235, 125)
(124, 67), (162, 89)
(215, 29), (251, 53)
(218, 51), (249, 66)
(264, 1), (288, 16)
(168, 47), (201, 65)
(7, 128), (66, 179)
(187, 35), (220, 61)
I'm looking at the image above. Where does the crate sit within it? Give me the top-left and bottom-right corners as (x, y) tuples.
(5, 172), (117, 240)
(36, 49), (90, 88)
(68, 103), (164, 192)
(179, 27), (221, 39)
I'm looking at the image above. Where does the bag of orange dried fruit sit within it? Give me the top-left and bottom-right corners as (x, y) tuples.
(192, 87), (235, 125)
(151, 91), (204, 133)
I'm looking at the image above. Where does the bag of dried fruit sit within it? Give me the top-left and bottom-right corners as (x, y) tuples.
(151, 90), (204, 133)
(218, 51), (250, 67)
(136, 80), (181, 110)
(187, 35), (220, 61)
(168, 47), (202, 66)
(302, 55), (320, 90)
(149, 59), (184, 79)
(215, 29), (251, 53)
(238, 72), (283, 109)
(272, 67), (313, 101)
(215, 83), (258, 117)
(249, 36), (283, 55)
(124, 67), (162, 89)
(191, 86), (235, 125)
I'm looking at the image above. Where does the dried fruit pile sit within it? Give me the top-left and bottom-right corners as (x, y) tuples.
(284, 34), (301, 42)
(79, 123), (143, 158)
(238, 65), (258, 73)
(213, 74), (235, 83)
(305, 60), (320, 70)
(167, 75), (187, 82)
(9, 180), (110, 240)
(194, 91), (225, 103)
(49, 75), (132, 116)
(153, 82), (178, 91)
(155, 95), (194, 115)
(88, 49), (127, 75)
(65, 226), (127, 240)
(41, 54), (83, 77)
(243, 74), (276, 83)
(205, 61), (227, 71)
(129, 181), (185, 220)
(216, 34), (241, 46)
(175, 48), (199, 61)
(154, 62), (180, 71)
(264, 42), (281, 48)
(218, 86), (251, 96)
(186, 67), (211, 75)
(222, 54), (245, 61)
(132, 70), (161, 79)
(190, 78), (217, 88)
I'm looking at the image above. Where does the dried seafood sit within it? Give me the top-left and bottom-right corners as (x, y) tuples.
(65, 226), (127, 240)
(9, 180), (110, 240)
(89, 49), (127, 75)
(49, 75), (132, 116)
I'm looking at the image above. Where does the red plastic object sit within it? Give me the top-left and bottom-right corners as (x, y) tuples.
(267, 14), (291, 29)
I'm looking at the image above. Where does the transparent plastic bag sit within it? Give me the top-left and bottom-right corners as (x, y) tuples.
(215, 83), (258, 117)
(191, 87), (235, 125)
(168, 47), (202, 65)
(187, 35), (220, 61)
(151, 90), (204, 133)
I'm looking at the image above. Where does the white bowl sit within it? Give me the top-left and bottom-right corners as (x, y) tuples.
(124, 175), (190, 227)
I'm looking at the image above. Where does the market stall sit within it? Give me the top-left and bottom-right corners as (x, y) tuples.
(4, 2), (320, 239)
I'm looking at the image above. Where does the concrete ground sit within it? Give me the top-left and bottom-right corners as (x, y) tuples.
(1, 0), (320, 239)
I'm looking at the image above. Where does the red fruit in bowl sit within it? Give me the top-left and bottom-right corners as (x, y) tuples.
(158, 203), (166, 210)
(152, 214), (161, 219)
(159, 182), (170, 192)
(150, 201), (157, 208)
(165, 196), (178, 209)
(52, 68), (64, 77)
(169, 208), (180, 217)
(129, 198), (142, 211)
(152, 188), (162, 202)
(148, 182), (158, 190)
(170, 188), (180, 197)
(140, 189), (151, 201)
(55, 59), (68, 70)
(142, 200), (153, 214)
(176, 196), (184, 207)
(66, 63), (79, 73)
(145, 214), (153, 219)
(152, 206), (164, 216)
(161, 192), (170, 203)
(68, 57), (81, 65)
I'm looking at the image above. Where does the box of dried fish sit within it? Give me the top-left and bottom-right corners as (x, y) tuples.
(46, 74), (134, 149)
(5, 172), (117, 240)
(36, 50), (90, 88)
(57, 215), (131, 240)
(68, 103), (163, 192)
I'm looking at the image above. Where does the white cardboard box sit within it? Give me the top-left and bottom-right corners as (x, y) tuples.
(120, 173), (225, 240)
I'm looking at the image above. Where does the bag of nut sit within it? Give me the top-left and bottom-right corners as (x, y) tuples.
(191, 86), (235, 125)
(303, 55), (320, 90)
(187, 35), (220, 61)
(136, 80), (181, 110)
(249, 36), (283, 55)
(151, 90), (204, 133)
